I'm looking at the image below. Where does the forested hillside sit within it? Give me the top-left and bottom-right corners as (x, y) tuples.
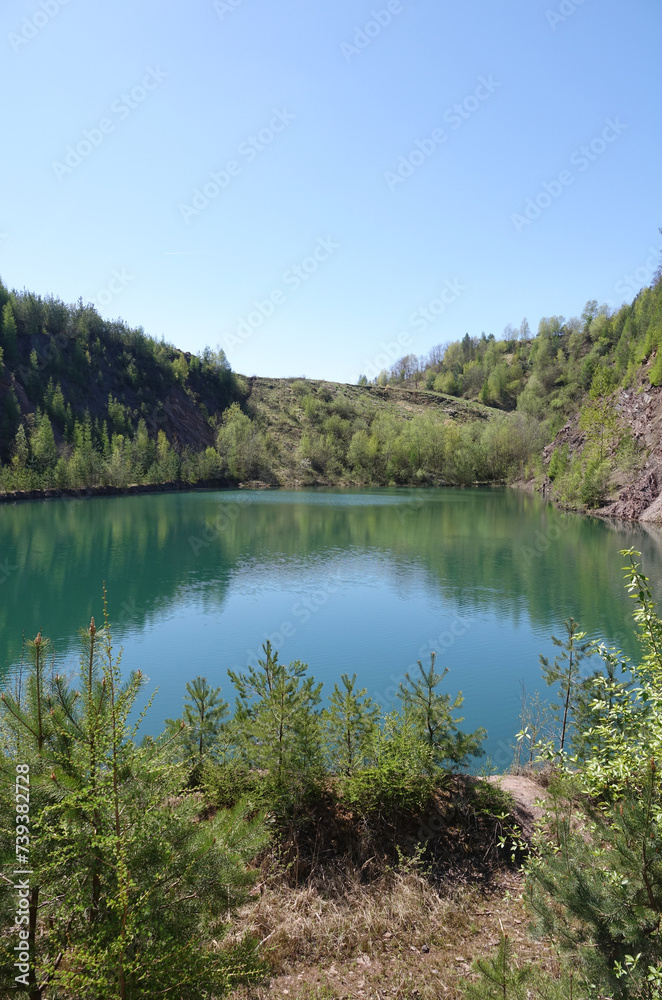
(0, 249), (661, 509)
(362, 246), (662, 514)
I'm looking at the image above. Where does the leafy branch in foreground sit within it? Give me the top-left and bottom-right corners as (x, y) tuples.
(523, 550), (662, 1000)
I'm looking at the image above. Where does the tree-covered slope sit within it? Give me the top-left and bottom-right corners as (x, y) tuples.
(0, 278), (543, 494)
(0, 250), (661, 506)
(367, 244), (662, 513)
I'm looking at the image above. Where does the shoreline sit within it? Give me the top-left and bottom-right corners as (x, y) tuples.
(0, 477), (242, 505)
(1, 476), (659, 525)
(0, 478), (511, 506)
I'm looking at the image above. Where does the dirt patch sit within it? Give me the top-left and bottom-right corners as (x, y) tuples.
(227, 776), (560, 999)
(232, 869), (557, 1000)
(486, 775), (547, 841)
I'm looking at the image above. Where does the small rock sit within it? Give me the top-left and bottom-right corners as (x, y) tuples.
(421, 944), (430, 954)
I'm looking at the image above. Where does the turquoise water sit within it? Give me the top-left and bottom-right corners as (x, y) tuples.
(2, 486), (661, 767)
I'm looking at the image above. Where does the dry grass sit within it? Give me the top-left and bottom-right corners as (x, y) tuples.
(222, 777), (565, 999)
(229, 865), (561, 1000)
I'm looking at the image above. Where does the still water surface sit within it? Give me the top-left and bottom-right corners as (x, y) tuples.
(3, 486), (662, 764)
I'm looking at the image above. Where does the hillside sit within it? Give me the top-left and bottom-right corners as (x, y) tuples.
(0, 279), (537, 495)
(1, 251), (661, 509)
(370, 245), (662, 519)
(240, 376), (498, 487)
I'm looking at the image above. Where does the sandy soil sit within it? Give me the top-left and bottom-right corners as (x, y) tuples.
(486, 774), (547, 840)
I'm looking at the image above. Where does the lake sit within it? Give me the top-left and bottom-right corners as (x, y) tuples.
(2, 486), (661, 768)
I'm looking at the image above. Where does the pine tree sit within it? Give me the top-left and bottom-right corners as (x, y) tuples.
(1, 301), (18, 366)
(228, 641), (323, 817)
(462, 933), (574, 1000)
(464, 934), (531, 1000)
(341, 711), (435, 818)
(322, 673), (379, 777)
(30, 411), (57, 473)
(398, 652), (486, 768)
(539, 617), (593, 752)
(0, 604), (267, 999)
(525, 551), (662, 999)
(11, 424), (29, 470)
(166, 675), (229, 780)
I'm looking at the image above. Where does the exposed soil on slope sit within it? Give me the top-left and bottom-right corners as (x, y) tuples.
(536, 368), (662, 523)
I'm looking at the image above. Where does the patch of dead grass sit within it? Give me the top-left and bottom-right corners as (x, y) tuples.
(229, 867), (561, 1000)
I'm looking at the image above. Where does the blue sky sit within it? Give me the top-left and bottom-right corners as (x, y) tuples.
(1, 0), (660, 383)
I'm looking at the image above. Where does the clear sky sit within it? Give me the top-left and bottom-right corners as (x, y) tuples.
(1, 0), (660, 383)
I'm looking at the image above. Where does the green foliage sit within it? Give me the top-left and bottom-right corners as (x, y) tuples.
(30, 410), (58, 473)
(464, 934), (531, 1000)
(547, 444), (569, 481)
(398, 652), (486, 768)
(579, 456), (611, 508)
(0, 609), (267, 999)
(2, 263), (660, 501)
(0, 301), (18, 365)
(216, 402), (269, 480)
(165, 675), (230, 779)
(0, 283), (245, 491)
(539, 617), (594, 752)
(579, 370), (621, 462)
(341, 711), (436, 817)
(322, 673), (379, 777)
(649, 349), (662, 386)
(525, 551), (662, 999)
(228, 642), (324, 818)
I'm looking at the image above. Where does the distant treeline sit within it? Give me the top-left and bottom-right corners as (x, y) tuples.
(0, 247), (660, 502)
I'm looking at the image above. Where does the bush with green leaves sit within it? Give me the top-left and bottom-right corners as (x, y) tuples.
(341, 711), (436, 818)
(524, 550), (662, 999)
